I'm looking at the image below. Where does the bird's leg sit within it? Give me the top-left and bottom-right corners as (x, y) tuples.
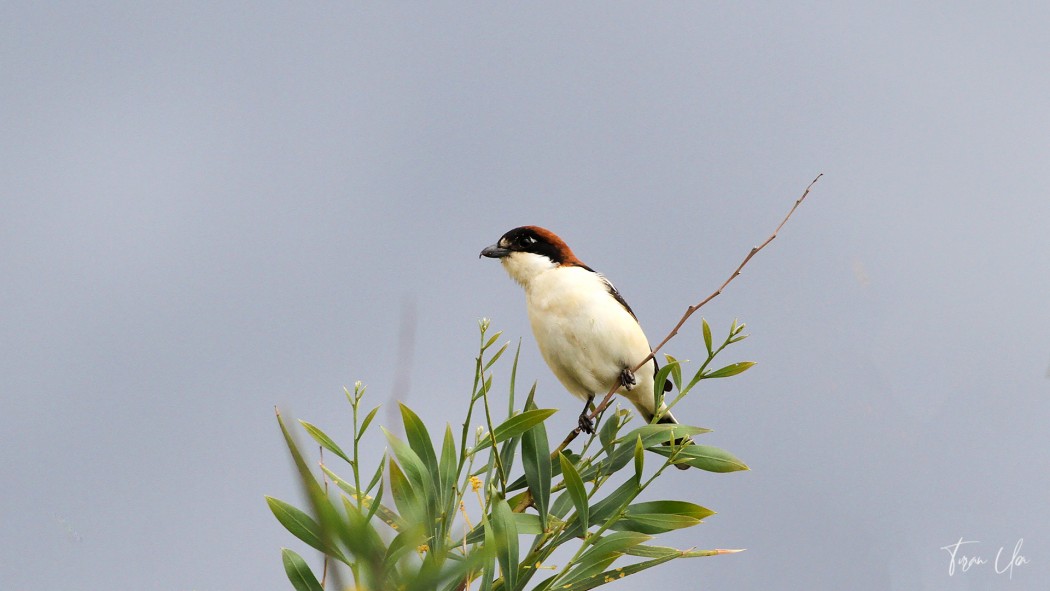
(620, 368), (636, 390)
(577, 394), (596, 434)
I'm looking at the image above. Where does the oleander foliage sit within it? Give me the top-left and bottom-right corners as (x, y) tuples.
(267, 318), (753, 591)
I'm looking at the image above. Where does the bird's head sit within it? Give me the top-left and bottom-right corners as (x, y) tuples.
(480, 226), (583, 286)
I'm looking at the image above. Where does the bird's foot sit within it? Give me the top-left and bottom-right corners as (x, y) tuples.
(577, 412), (595, 434)
(619, 368), (636, 390)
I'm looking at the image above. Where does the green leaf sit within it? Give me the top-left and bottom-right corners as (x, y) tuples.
(364, 452), (387, 494)
(549, 486), (576, 519)
(281, 548), (324, 591)
(617, 424), (711, 448)
(384, 525), (426, 570)
(650, 444), (750, 472)
(652, 361), (677, 416)
(499, 433), (522, 477)
(705, 361), (756, 379)
(586, 476), (640, 527)
(484, 342), (510, 371)
(273, 410), (354, 565)
(364, 479), (386, 526)
(399, 404), (439, 483)
(560, 554), (620, 587)
(266, 497), (347, 563)
(482, 330), (502, 352)
(387, 457), (422, 521)
(553, 552), (681, 591)
(702, 317), (713, 355)
(598, 409), (624, 455)
(633, 435), (644, 478)
(625, 544), (729, 558)
(508, 340), (522, 416)
(472, 408), (558, 452)
(438, 425), (458, 513)
(490, 498), (519, 591)
(571, 532), (651, 580)
(481, 518), (497, 590)
(521, 418), (552, 529)
(665, 354), (684, 390)
(298, 420), (352, 464)
(358, 405), (381, 439)
(383, 428), (432, 493)
(464, 512), (551, 545)
(321, 466), (403, 531)
(609, 500), (714, 534)
(559, 476), (640, 542)
(582, 440), (633, 480)
(559, 452), (589, 533)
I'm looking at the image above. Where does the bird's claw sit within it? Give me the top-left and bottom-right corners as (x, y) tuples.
(577, 412), (595, 434)
(620, 368), (636, 390)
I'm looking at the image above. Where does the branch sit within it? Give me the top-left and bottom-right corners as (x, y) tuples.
(561, 174), (822, 453)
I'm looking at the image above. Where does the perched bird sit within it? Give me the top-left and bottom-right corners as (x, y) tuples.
(480, 225), (678, 436)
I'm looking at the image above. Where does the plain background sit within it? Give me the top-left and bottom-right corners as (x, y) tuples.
(3, 3), (1048, 590)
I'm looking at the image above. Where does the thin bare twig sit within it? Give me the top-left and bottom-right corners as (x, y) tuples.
(558, 174), (822, 454)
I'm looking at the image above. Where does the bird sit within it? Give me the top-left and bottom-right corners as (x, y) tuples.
(479, 225), (680, 439)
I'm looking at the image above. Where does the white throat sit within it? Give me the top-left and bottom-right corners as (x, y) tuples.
(500, 251), (558, 288)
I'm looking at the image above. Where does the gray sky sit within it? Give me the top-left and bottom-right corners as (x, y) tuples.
(3, 3), (1048, 590)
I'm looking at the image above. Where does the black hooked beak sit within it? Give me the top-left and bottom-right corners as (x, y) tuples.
(479, 244), (511, 259)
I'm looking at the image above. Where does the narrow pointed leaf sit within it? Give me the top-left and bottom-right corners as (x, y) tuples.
(564, 532), (651, 583)
(273, 411), (353, 564)
(705, 361), (756, 379)
(281, 548), (324, 591)
(609, 500), (713, 534)
(559, 475), (640, 542)
(650, 444), (749, 472)
(483, 330), (503, 351)
(633, 435), (644, 478)
(665, 354), (684, 390)
(481, 520), (497, 590)
(580, 531), (652, 563)
(359, 405), (381, 438)
(561, 554), (621, 586)
(399, 404), (439, 483)
(587, 476), (640, 527)
(439, 425), (458, 512)
(266, 497), (347, 563)
(472, 409), (557, 452)
(702, 318), (713, 355)
(364, 452), (387, 494)
(554, 552), (681, 591)
(298, 420), (352, 464)
(652, 361), (677, 415)
(559, 453), (588, 533)
(499, 434), (522, 476)
(387, 457), (422, 521)
(625, 543), (728, 558)
(383, 428), (432, 493)
(490, 498), (519, 591)
(598, 409), (624, 455)
(521, 419), (552, 529)
(463, 511), (550, 545)
(617, 424), (711, 449)
(508, 340), (522, 416)
(321, 466), (402, 531)
(483, 342), (510, 371)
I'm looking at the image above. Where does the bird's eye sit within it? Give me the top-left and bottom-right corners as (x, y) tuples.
(522, 236), (536, 246)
